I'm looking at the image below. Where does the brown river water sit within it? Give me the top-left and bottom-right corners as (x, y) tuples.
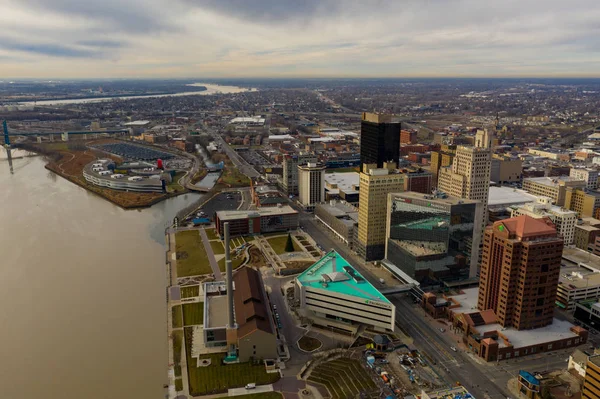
(0, 153), (200, 399)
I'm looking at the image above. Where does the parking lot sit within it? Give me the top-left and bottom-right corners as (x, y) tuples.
(93, 142), (175, 160)
(199, 191), (242, 219)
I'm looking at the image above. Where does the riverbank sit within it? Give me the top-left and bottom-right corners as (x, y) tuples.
(6, 86), (206, 103)
(24, 140), (189, 209)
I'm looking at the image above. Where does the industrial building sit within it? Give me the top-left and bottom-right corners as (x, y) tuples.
(384, 191), (481, 283)
(215, 206), (298, 238)
(295, 250), (395, 333)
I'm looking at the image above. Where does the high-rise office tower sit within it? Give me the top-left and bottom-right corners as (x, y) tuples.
(298, 162), (325, 211)
(360, 113), (400, 169)
(357, 162), (405, 261)
(478, 215), (563, 330)
(437, 129), (492, 276)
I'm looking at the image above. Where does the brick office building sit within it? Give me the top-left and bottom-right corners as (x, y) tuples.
(478, 215), (562, 330)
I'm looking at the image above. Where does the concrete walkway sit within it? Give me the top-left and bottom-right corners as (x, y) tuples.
(200, 228), (224, 281)
(228, 384), (273, 396)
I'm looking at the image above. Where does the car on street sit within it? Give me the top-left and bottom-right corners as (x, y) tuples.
(439, 328), (445, 332)
(450, 346), (457, 352)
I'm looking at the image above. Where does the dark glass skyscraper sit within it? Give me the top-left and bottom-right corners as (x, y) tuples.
(360, 112), (400, 169)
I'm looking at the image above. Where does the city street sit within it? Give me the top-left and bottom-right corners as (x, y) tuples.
(213, 134), (260, 178)
(297, 212), (510, 399)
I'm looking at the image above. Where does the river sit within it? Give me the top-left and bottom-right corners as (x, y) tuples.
(18, 83), (257, 106)
(0, 151), (201, 399)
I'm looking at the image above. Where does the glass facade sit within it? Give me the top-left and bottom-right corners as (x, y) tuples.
(386, 194), (477, 283)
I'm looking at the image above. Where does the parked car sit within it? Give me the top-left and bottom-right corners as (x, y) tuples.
(450, 346), (457, 352)
(439, 328), (446, 332)
(245, 383), (256, 390)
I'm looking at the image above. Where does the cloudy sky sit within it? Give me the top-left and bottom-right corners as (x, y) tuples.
(1, 0), (600, 78)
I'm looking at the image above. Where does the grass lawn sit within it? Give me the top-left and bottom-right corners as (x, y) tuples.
(298, 335), (322, 352)
(172, 329), (183, 366)
(172, 305), (183, 328)
(174, 364), (182, 378)
(242, 235), (255, 242)
(181, 285), (200, 299)
(267, 236), (298, 255)
(217, 255), (246, 271)
(167, 171), (187, 193)
(205, 228), (219, 240)
(175, 378), (183, 392)
(183, 302), (204, 326)
(210, 240), (225, 255)
(175, 230), (211, 277)
(184, 327), (280, 396)
(221, 165), (251, 187)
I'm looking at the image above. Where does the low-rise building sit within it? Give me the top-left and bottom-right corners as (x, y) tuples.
(314, 201), (358, 246)
(402, 169), (433, 194)
(201, 267), (278, 362)
(570, 168), (599, 190)
(215, 206), (298, 238)
(574, 218), (600, 251)
(522, 176), (586, 206)
(295, 250), (395, 333)
(422, 288), (588, 362)
(490, 154), (522, 185)
(323, 172), (360, 205)
(565, 187), (600, 217)
(510, 197), (578, 244)
(556, 249), (600, 311)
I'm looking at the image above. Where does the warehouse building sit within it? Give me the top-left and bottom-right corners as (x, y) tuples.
(295, 250), (395, 333)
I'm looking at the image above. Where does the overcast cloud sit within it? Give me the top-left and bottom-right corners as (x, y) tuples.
(0, 0), (599, 78)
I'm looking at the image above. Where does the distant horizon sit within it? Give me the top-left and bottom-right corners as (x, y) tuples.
(5, 76), (600, 82)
